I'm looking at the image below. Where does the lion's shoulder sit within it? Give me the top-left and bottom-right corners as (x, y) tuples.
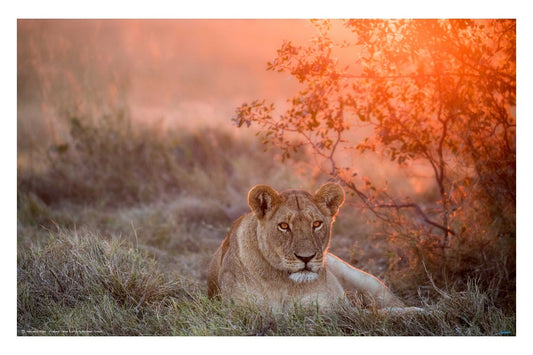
(221, 214), (247, 260)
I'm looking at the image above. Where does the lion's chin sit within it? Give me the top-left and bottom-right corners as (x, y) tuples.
(288, 271), (319, 283)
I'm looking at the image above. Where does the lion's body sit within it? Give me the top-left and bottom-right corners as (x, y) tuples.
(207, 183), (405, 311)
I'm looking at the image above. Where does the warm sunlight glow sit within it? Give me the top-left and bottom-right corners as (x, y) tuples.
(18, 19), (315, 132)
(17, 19), (516, 337)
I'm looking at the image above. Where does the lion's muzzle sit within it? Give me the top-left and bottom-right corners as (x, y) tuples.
(287, 252), (322, 283)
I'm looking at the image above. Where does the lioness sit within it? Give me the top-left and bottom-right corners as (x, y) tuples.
(208, 183), (406, 311)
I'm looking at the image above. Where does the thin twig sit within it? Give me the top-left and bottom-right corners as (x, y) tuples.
(422, 259), (451, 300)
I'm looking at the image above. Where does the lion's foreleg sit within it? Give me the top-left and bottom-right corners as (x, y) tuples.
(326, 253), (405, 308)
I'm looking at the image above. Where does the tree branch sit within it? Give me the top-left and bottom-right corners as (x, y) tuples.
(375, 202), (456, 236)
(342, 179), (456, 237)
(338, 72), (481, 81)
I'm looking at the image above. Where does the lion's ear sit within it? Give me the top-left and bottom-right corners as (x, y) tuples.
(248, 185), (281, 219)
(314, 183), (345, 217)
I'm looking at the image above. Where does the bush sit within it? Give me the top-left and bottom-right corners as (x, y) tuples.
(17, 111), (303, 208)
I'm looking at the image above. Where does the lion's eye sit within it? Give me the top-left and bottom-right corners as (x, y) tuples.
(312, 221), (323, 230)
(278, 222), (290, 232)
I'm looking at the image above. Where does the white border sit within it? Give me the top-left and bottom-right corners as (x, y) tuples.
(5, 1), (531, 354)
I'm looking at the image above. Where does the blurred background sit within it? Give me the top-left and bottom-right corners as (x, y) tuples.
(18, 19), (425, 205)
(18, 20), (312, 144)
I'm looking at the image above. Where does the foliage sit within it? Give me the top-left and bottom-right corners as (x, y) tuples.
(234, 19), (515, 298)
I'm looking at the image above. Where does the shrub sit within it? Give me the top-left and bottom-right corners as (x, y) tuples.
(17, 111), (303, 208)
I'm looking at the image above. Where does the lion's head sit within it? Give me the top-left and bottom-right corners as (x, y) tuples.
(247, 183), (345, 283)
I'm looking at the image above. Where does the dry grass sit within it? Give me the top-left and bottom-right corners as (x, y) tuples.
(17, 229), (514, 336)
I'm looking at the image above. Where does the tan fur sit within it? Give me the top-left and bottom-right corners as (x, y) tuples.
(207, 183), (405, 311)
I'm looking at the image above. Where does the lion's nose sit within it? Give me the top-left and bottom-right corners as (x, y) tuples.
(294, 253), (316, 264)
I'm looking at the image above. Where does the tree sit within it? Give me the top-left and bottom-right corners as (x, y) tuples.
(234, 19), (515, 282)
